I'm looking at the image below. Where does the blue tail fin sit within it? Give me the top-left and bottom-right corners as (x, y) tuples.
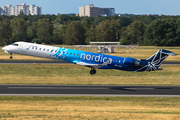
(144, 49), (176, 66)
(136, 49), (176, 72)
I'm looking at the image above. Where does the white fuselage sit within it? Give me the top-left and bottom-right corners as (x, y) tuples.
(5, 42), (61, 59)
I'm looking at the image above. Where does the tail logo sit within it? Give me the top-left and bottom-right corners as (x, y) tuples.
(135, 49), (169, 72)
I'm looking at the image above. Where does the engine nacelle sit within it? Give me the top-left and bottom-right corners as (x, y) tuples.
(123, 57), (141, 66)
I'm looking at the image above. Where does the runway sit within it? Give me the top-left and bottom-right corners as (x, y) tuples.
(0, 85), (180, 97)
(0, 60), (180, 65)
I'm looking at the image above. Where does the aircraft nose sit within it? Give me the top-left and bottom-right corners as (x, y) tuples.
(2, 47), (6, 51)
(2, 46), (11, 53)
(2, 46), (7, 51)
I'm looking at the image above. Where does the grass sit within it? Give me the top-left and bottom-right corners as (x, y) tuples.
(0, 96), (180, 119)
(0, 64), (180, 85)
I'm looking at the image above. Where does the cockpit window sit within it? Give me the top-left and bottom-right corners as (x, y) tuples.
(15, 44), (18, 46)
(12, 43), (18, 46)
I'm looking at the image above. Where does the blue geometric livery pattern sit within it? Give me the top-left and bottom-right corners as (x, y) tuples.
(135, 49), (176, 72)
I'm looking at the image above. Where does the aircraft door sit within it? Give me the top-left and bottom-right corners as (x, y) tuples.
(21, 43), (28, 53)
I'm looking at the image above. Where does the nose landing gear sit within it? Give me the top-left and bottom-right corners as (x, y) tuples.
(90, 68), (96, 75)
(10, 53), (13, 59)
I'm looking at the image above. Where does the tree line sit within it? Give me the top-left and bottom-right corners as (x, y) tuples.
(1, 14), (180, 46)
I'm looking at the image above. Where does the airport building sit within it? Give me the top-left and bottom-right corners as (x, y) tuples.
(79, 4), (115, 17)
(0, 3), (41, 16)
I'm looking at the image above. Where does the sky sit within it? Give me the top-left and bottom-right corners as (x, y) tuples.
(1, 0), (180, 15)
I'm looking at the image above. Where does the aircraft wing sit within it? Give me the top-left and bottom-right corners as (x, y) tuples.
(76, 59), (110, 69)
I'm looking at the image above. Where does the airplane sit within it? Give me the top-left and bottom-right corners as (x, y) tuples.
(2, 41), (176, 75)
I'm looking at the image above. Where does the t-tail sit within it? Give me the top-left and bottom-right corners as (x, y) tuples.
(135, 49), (176, 72)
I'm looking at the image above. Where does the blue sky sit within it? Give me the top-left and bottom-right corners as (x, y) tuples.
(1, 0), (180, 15)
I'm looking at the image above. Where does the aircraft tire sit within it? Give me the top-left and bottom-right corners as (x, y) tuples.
(90, 70), (96, 75)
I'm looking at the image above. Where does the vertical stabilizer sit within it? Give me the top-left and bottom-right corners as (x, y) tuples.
(136, 49), (176, 72)
(145, 49), (176, 66)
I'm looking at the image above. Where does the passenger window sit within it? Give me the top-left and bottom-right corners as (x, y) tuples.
(70, 53), (72, 55)
(74, 53), (75, 55)
(39, 48), (41, 50)
(67, 52), (68, 54)
(116, 60), (117, 62)
(51, 50), (53, 52)
(55, 50), (57, 52)
(43, 49), (45, 51)
(119, 60), (121, 63)
(47, 49), (49, 51)
(78, 54), (79, 56)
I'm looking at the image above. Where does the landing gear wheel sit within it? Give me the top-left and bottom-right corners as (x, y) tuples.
(90, 68), (96, 75)
(10, 53), (13, 59)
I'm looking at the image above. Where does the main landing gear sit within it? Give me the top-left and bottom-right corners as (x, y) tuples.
(90, 68), (96, 75)
(10, 53), (13, 59)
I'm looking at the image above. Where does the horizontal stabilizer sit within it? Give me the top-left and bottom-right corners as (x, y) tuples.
(161, 49), (177, 56)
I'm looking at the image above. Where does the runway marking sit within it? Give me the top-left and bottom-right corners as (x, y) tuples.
(124, 88), (154, 90)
